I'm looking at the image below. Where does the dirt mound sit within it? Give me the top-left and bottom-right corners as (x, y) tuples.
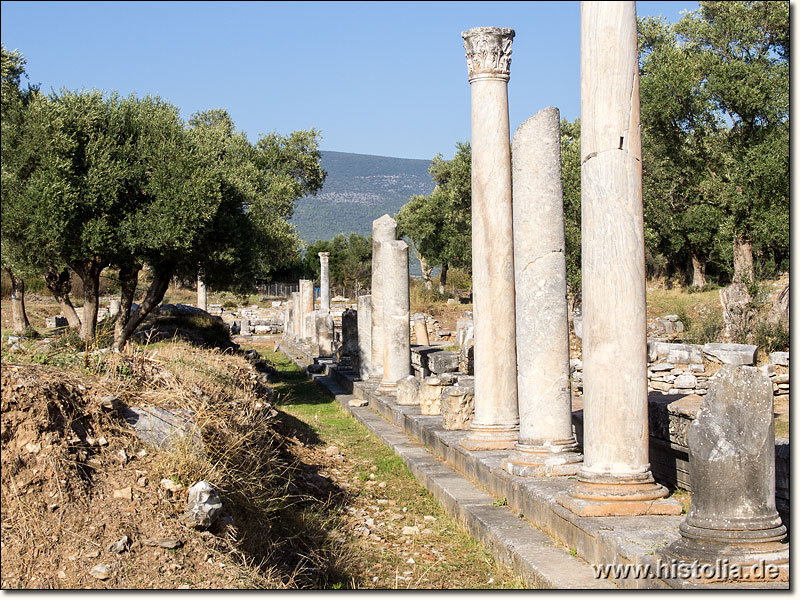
(0, 345), (356, 589)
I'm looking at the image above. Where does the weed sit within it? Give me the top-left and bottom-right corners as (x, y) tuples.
(570, 548), (578, 557)
(491, 497), (508, 507)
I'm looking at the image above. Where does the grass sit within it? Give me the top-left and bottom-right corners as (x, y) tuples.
(255, 346), (526, 589)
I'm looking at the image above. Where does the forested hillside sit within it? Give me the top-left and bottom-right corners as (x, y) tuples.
(290, 151), (435, 243)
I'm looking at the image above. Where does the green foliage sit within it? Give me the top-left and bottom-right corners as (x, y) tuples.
(639, 1), (789, 286)
(303, 233), (372, 291)
(560, 118), (581, 297)
(752, 320), (789, 355)
(396, 142), (472, 278)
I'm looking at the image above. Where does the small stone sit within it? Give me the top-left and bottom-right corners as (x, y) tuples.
(97, 437), (108, 446)
(142, 537), (183, 549)
(25, 442), (41, 454)
(406, 557), (416, 564)
(689, 363), (705, 373)
(378, 481), (386, 488)
(348, 399), (369, 407)
(423, 515), (437, 522)
(183, 481), (223, 529)
(89, 564), (111, 580)
(113, 487), (133, 501)
(57, 571), (67, 579)
(325, 446), (340, 457)
(100, 395), (122, 410)
(108, 536), (130, 553)
(773, 374), (789, 384)
(673, 373), (697, 389)
(84, 550), (100, 559)
(402, 526), (419, 536)
(137, 476), (148, 487)
(369, 473), (376, 480)
(160, 479), (184, 492)
(650, 363), (675, 372)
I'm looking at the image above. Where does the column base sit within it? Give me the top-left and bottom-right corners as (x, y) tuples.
(656, 535), (789, 585)
(503, 440), (583, 477)
(376, 380), (398, 395)
(460, 424), (519, 451)
(556, 470), (682, 517)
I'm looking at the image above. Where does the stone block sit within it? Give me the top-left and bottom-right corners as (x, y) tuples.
(673, 373), (697, 389)
(702, 343), (757, 366)
(45, 316), (68, 328)
(769, 351), (789, 366)
(428, 351), (459, 374)
(396, 375), (420, 406)
(419, 374), (455, 415)
(459, 343), (474, 375)
(440, 385), (475, 430)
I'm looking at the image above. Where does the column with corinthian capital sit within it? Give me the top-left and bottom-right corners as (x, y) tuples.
(459, 27), (519, 451)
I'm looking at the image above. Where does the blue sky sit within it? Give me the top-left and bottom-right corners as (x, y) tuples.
(2, 1), (699, 160)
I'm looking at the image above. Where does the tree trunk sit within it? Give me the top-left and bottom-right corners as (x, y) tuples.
(70, 257), (104, 342)
(113, 264), (173, 351)
(732, 234), (754, 285)
(419, 255), (434, 290)
(43, 267), (82, 328)
(113, 262), (141, 347)
(690, 251), (707, 288)
(438, 263), (449, 295)
(6, 268), (31, 334)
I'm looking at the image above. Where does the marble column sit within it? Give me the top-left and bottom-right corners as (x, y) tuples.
(370, 215), (397, 379)
(319, 252), (331, 313)
(413, 313), (430, 345)
(196, 271), (208, 312)
(299, 279), (314, 342)
(557, 1), (680, 516)
(291, 291), (301, 341)
(459, 26), (519, 451)
(285, 299), (294, 337)
(357, 294), (373, 380)
(317, 252), (334, 355)
(377, 240), (411, 393)
(504, 107), (582, 477)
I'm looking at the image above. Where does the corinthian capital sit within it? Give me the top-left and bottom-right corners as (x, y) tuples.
(462, 26), (515, 82)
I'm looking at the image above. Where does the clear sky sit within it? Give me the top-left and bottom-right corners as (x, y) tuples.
(2, 1), (699, 160)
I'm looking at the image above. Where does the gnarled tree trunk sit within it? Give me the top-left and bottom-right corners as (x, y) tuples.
(113, 262), (141, 347)
(732, 234), (754, 285)
(6, 268), (30, 334)
(690, 251), (707, 288)
(43, 267), (82, 328)
(419, 255), (433, 291)
(70, 257), (104, 342)
(113, 264), (173, 351)
(438, 263), (449, 295)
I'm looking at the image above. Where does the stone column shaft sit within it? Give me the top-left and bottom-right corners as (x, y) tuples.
(505, 107), (582, 477)
(557, 1), (679, 517)
(292, 291), (301, 340)
(460, 26), (519, 451)
(370, 215), (397, 379)
(299, 280), (314, 341)
(357, 294), (373, 380)
(413, 313), (430, 346)
(197, 272), (207, 312)
(378, 240), (411, 392)
(319, 252), (331, 313)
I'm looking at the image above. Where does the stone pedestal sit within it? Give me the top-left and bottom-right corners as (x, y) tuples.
(370, 215), (397, 380)
(413, 313), (430, 345)
(419, 374), (456, 415)
(396, 375), (420, 406)
(441, 383), (475, 430)
(657, 366), (788, 584)
(340, 308), (358, 360)
(459, 26), (519, 451)
(316, 311), (334, 357)
(557, 1), (679, 516)
(377, 240), (410, 393)
(357, 295), (373, 380)
(197, 273), (207, 312)
(109, 299), (121, 320)
(504, 107), (582, 478)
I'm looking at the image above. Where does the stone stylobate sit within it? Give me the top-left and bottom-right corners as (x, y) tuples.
(459, 26), (520, 451)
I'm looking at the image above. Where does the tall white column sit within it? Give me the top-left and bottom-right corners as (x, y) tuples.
(557, 1), (679, 517)
(459, 26), (519, 451)
(357, 294), (373, 380)
(292, 291), (301, 341)
(370, 215), (397, 379)
(504, 107), (582, 476)
(319, 252), (331, 313)
(378, 240), (411, 392)
(196, 270), (207, 312)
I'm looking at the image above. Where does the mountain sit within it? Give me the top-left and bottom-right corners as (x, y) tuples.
(290, 151), (436, 244)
